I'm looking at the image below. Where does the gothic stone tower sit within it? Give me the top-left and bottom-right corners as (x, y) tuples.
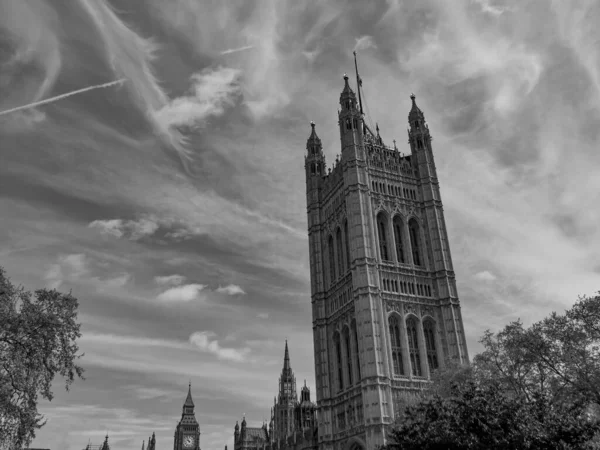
(272, 340), (298, 441)
(173, 383), (201, 450)
(305, 72), (469, 450)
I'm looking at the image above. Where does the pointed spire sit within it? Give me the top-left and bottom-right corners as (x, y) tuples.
(142, 440), (145, 450)
(341, 73), (355, 97)
(101, 434), (110, 450)
(283, 340), (290, 371)
(409, 92), (424, 120)
(184, 381), (195, 408)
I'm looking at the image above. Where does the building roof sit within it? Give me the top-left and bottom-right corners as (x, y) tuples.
(245, 426), (268, 443)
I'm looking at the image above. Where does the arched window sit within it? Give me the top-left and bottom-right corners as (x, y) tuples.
(334, 333), (344, 391)
(352, 321), (361, 382)
(343, 327), (353, 385)
(406, 317), (422, 376)
(344, 220), (351, 270)
(328, 235), (336, 283)
(377, 213), (389, 261)
(423, 320), (438, 372)
(389, 316), (404, 376)
(408, 219), (422, 266)
(336, 228), (344, 274)
(393, 216), (405, 264)
(346, 119), (351, 130)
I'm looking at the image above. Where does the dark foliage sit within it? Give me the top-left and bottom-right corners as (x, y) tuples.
(0, 267), (85, 449)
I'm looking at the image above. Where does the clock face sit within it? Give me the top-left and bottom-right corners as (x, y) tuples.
(183, 435), (195, 448)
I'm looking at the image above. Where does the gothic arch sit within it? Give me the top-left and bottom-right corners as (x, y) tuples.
(408, 218), (423, 267)
(376, 211), (391, 261)
(405, 314), (422, 377)
(342, 325), (353, 386)
(344, 219), (351, 270)
(333, 331), (344, 391)
(391, 214), (406, 264)
(336, 227), (344, 274)
(387, 312), (405, 377)
(422, 317), (439, 373)
(350, 319), (361, 382)
(327, 234), (336, 285)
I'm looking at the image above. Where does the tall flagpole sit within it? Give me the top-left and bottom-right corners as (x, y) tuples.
(353, 51), (364, 116)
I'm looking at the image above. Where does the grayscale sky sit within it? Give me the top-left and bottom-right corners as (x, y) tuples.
(1, 0), (599, 449)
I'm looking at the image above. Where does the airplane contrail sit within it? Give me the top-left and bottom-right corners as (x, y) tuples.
(0, 78), (127, 117)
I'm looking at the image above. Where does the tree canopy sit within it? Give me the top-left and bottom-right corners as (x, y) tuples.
(382, 293), (600, 450)
(0, 267), (85, 449)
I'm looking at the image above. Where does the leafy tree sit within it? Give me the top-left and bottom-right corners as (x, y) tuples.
(0, 267), (84, 449)
(383, 293), (600, 449)
(384, 380), (600, 450)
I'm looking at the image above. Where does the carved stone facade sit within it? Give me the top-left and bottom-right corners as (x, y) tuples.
(304, 72), (469, 450)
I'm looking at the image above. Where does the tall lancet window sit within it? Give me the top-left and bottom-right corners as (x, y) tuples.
(344, 327), (353, 385)
(377, 213), (389, 261)
(389, 316), (404, 376)
(423, 320), (439, 372)
(336, 227), (344, 274)
(406, 317), (422, 376)
(408, 219), (422, 267)
(328, 235), (336, 284)
(334, 333), (344, 391)
(344, 220), (351, 270)
(393, 217), (405, 264)
(352, 321), (361, 382)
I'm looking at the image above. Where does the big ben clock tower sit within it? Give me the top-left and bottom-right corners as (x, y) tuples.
(173, 382), (201, 450)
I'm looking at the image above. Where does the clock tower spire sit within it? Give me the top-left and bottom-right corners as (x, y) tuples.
(173, 383), (201, 450)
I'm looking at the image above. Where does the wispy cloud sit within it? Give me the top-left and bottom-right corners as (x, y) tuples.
(154, 66), (242, 131)
(154, 274), (186, 286)
(44, 253), (88, 289)
(474, 270), (497, 282)
(353, 35), (377, 52)
(216, 284), (246, 296)
(0, 79), (126, 117)
(156, 283), (206, 302)
(89, 217), (159, 240)
(220, 45), (254, 55)
(189, 331), (250, 362)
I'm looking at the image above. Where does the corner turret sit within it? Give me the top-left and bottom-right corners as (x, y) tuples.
(338, 75), (363, 154)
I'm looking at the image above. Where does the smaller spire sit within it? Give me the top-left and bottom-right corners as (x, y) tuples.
(142, 440), (145, 450)
(184, 382), (195, 408)
(409, 92), (424, 121)
(341, 73), (355, 96)
(283, 340), (290, 371)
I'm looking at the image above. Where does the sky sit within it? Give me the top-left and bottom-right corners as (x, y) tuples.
(1, 0), (600, 449)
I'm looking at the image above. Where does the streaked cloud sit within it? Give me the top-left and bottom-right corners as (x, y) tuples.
(216, 284), (246, 296)
(220, 45), (254, 55)
(154, 274), (186, 286)
(154, 66), (242, 132)
(89, 217), (159, 240)
(353, 35), (377, 52)
(189, 331), (250, 362)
